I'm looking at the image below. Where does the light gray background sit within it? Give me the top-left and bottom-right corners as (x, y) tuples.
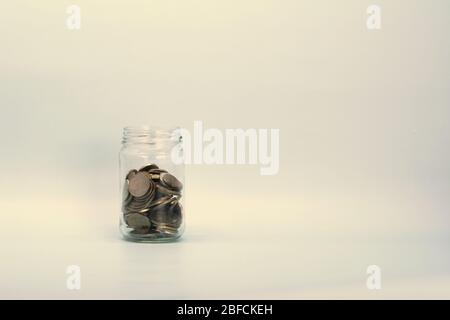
(0, 0), (449, 298)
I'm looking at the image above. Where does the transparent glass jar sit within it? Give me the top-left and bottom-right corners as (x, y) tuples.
(119, 126), (185, 242)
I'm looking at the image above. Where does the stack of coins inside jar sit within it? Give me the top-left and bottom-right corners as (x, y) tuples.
(122, 164), (183, 237)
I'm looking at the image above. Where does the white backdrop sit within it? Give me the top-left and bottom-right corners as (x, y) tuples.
(0, 0), (449, 298)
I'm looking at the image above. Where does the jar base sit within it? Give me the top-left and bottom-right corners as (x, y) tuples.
(120, 226), (183, 243)
(121, 233), (182, 243)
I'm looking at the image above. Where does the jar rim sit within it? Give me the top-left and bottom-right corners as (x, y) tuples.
(123, 125), (179, 133)
(122, 125), (181, 144)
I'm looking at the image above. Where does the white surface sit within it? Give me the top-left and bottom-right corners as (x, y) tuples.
(1, 170), (449, 299)
(1, 0), (450, 300)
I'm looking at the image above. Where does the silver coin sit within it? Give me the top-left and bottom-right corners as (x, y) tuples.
(122, 166), (184, 237)
(128, 172), (150, 197)
(138, 164), (159, 172)
(125, 206), (151, 214)
(126, 169), (138, 180)
(126, 200), (145, 210)
(134, 184), (155, 202)
(126, 195), (153, 211)
(144, 178), (157, 200)
(160, 172), (183, 191)
(149, 194), (174, 208)
(148, 173), (161, 181)
(154, 223), (179, 235)
(148, 168), (168, 174)
(149, 197), (183, 227)
(148, 202), (172, 225)
(156, 183), (181, 196)
(167, 201), (183, 228)
(124, 179), (156, 213)
(125, 213), (151, 234)
(123, 170), (137, 201)
(142, 171), (161, 183)
(134, 193), (155, 211)
(122, 195), (133, 210)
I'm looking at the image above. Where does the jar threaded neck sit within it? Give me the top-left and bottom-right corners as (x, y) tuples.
(122, 126), (181, 145)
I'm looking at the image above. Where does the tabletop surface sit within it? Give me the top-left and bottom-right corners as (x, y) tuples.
(1, 169), (449, 299)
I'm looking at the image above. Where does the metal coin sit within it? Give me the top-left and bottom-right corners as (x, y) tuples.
(142, 171), (161, 183)
(149, 193), (174, 208)
(148, 168), (167, 174)
(125, 196), (148, 210)
(139, 164), (159, 172)
(148, 202), (171, 224)
(125, 213), (151, 234)
(155, 223), (179, 235)
(143, 178), (156, 200)
(124, 180), (156, 213)
(134, 185), (155, 202)
(122, 197), (133, 211)
(160, 172), (183, 191)
(148, 173), (161, 181)
(131, 228), (150, 235)
(167, 201), (183, 228)
(156, 183), (181, 196)
(128, 172), (150, 197)
(123, 170), (137, 201)
(126, 169), (138, 180)
(126, 195), (152, 211)
(126, 200), (145, 210)
(122, 165), (184, 237)
(125, 206), (150, 215)
(135, 195), (155, 211)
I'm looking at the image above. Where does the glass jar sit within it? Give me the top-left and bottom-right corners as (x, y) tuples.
(119, 126), (185, 242)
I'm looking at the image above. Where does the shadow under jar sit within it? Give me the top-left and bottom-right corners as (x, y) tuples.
(119, 126), (185, 242)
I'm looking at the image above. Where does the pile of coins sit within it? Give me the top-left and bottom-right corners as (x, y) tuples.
(122, 164), (183, 236)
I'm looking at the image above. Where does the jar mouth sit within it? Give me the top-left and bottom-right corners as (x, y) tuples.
(124, 125), (178, 134)
(122, 125), (181, 144)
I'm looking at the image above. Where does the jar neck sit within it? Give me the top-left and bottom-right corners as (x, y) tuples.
(122, 126), (181, 146)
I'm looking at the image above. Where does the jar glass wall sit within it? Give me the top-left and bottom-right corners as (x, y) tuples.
(119, 126), (184, 242)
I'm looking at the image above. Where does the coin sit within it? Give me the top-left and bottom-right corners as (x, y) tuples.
(126, 169), (138, 180)
(137, 178), (156, 199)
(122, 164), (183, 237)
(128, 172), (150, 197)
(160, 172), (183, 191)
(126, 196), (154, 213)
(126, 193), (153, 209)
(142, 171), (160, 182)
(124, 177), (156, 214)
(167, 201), (183, 228)
(139, 164), (159, 172)
(148, 168), (168, 175)
(154, 223), (179, 235)
(123, 170), (137, 201)
(146, 169), (168, 181)
(148, 201), (173, 225)
(156, 183), (182, 196)
(149, 173), (161, 180)
(125, 213), (151, 234)
(150, 192), (174, 207)
(125, 200), (147, 212)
